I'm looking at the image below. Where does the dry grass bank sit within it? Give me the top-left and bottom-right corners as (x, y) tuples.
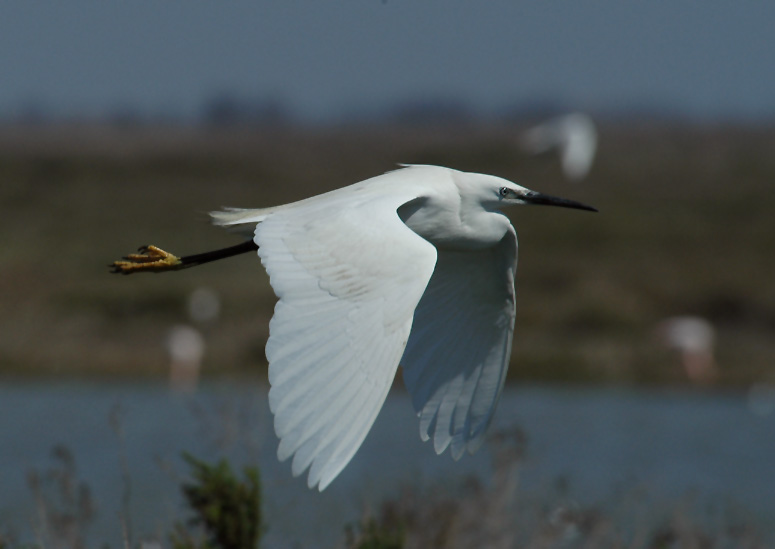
(0, 122), (772, 385)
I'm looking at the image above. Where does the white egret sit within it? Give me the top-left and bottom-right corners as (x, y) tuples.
(657, 315), (717, 385)
(166, 324), (205, 392)
(520, 113), (598, 181)
(112, 164), (596, 490)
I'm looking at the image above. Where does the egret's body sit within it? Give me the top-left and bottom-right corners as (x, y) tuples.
(112, 165), (595, 490)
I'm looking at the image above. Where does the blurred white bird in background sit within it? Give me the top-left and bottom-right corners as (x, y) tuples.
(657, 315), (717, 385)
(112, 164), (596, 490)
(164, 288), (222, 392)
(166, 324), (206, 393)
(520, 113), (598, 181)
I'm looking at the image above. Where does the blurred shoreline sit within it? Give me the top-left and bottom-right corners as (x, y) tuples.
(0, 121), (773, 386)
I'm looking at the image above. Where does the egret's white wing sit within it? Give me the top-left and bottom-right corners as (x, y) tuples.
(255, 192), (437, 490)
(401, 226), (517, 459)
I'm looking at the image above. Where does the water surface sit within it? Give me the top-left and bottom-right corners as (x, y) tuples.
(1, 381), (773, 546)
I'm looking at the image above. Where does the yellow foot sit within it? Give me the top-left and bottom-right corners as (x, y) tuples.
(110, 245), (184, 274)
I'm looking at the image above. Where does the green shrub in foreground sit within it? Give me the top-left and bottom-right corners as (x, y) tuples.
(170, 454), (263, 549)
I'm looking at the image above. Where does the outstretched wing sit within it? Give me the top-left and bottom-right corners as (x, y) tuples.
(255, 191), (437, 490)
(401, 226), (517, 459)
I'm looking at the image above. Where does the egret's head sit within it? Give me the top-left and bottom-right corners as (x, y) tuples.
(469, 172), (598, 213)
(499, 185), (597, 212)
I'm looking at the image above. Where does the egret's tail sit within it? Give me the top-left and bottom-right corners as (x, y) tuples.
(210, 206), (281, 236)
(210, 207), (271, 226)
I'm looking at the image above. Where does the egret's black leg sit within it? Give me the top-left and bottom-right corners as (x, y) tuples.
(177, 240), (259, 267)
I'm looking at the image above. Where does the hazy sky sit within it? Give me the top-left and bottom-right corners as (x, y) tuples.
(2, 2), (774, 122)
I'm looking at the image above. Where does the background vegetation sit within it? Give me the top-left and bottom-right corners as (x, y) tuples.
(0, 122), (772, 386)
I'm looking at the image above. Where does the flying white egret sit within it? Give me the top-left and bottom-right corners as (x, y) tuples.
(520, 113), (598, 181)
(112, 164), (596, 490)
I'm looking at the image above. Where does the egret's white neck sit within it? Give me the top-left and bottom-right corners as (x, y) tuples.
(399, 195), (512, 251)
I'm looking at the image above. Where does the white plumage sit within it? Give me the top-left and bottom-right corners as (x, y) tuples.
(521, 113), (598, 181)
(211, 165), (595, 490)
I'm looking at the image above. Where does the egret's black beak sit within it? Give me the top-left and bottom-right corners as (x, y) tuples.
(522, 190), (598, 212)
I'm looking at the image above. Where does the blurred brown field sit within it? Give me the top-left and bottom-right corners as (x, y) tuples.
(0, 122), (773, 385)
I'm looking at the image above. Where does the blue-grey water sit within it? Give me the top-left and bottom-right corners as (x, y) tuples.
(1, 381), (774, 547)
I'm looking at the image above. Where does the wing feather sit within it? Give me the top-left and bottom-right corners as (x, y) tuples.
(255, 189), (437, 490)
(401, 226), (517, 458)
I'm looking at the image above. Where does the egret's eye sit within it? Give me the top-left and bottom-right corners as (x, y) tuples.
(498, 187), (510, 198)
